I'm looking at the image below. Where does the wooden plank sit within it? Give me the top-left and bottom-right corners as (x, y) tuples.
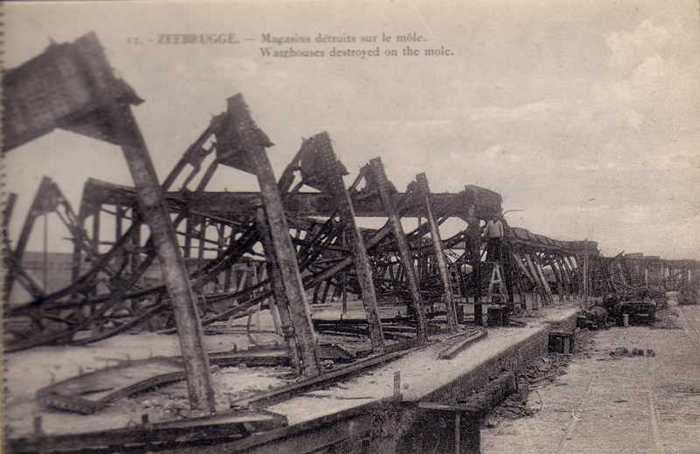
(437, 328), (487, 360)
(230, 343), (422, 409)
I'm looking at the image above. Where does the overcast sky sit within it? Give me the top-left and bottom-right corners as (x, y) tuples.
(5, 0), (700, 259)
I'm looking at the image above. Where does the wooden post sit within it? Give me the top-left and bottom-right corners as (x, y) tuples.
(562, 256), (578, 295)
(465, 201), (483, 326)
(524, 253), (546, 307)
(501, 242), (516, 311)
(42, 213), (49, 290)
(90, 208), (101, 297)
(416, 173), (458, 332)
(197, 217), (206, 265)
(71, 208), (85, 286)
(561, 257), (574, 296)
(115, 205), (124, 266)
(369, 158), (427, 343)
(511, 250), (532, 308)
(533, 255), (553, 303)
(91, 208), (101, 257)
(184, 216), (194, 259)
(553, 258), (568, 301)
(582, 254), (589, 301)
(644, 264), (649, 286)
(550, 257), (566, 302)
(313, 134), (385, 353)
(131, 214), (141, 274)
(256, 207), (300, 370)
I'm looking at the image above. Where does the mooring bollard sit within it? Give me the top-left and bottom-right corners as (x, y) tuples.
(141, 413), (152, 429)
(393, 371), (402, 401)
(33, 416), (43, 437)
(33, 416), (45, 454)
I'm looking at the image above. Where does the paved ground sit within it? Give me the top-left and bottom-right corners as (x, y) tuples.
(483, 303), (700, 454)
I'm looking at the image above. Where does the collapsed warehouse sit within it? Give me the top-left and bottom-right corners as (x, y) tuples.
(3, 32), (699, 454)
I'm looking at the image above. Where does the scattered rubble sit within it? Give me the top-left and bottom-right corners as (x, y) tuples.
(486, 329), (595, 426)
(118, 366), (293, 422)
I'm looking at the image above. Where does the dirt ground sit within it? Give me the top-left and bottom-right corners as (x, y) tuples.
(482, 299), (700, 454)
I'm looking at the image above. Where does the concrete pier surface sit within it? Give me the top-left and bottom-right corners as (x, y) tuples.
(7, 301), (580, 453)
(482, 304), (700, 454)
(270, 305), (579, 426)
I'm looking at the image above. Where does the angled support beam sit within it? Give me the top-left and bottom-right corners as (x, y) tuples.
(256, 207), (301, 371)
(501, 242), (516, 311)
(533, 254), (553, 302)
(109, 103), (216, 413)
(311, 134), (385, 353)
(524, 253), (546, 306)
(226, 95), (321, 376)
(511, 250), (534, 285)
(2, 33), (215, 406)
(579, 254), (589, 300)
(551, 257), (568, 300)
(369, 158), (427, 343)
(197, 217), (207, 264)
(131, 215), (141, 274)
(6, 177), (64, 297)
(558, 257), (573, 295)
(183, 215), (194, 259)
(562, 256), (578, 294)
(550, 258), (566, 301)
(416, 173), (458, 332)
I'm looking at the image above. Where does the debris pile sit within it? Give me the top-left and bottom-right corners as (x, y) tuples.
(608, 347), (656, 359)
(678, 285), (700, 305)
(484, 356), (565, 425)
(124, 366), (293, 421)
(652, 306), (683, 330)
(486, 328), (595, 426)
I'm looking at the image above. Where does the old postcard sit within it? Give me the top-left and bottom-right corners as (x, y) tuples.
(2, 1), (699, 453)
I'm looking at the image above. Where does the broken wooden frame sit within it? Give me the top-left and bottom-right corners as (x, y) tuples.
(3, 32), (216, 412)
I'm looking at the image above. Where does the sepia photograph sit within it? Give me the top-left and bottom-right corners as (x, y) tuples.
(2, 1), (699, 453)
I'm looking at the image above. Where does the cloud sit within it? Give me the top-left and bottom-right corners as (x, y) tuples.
(606, 19), (671, 71)
(601, 54), (666, 104)
(467, 100), (559, 123)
